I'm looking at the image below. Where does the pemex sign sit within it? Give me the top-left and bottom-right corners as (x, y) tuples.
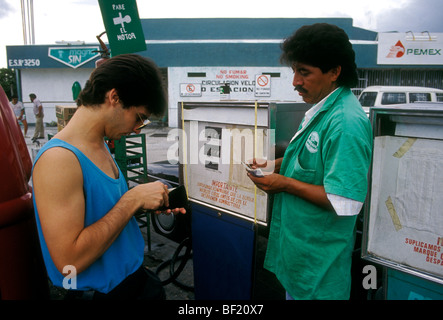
(377, 32), (443, 65)
(98, 0), (146, 56)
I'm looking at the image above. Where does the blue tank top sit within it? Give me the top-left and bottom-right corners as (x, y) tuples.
(32, 138), (144, 293)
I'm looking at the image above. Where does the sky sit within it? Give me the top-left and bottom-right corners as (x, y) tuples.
(1, 0), (442, 68)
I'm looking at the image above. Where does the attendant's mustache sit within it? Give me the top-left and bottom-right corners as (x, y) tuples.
(294, 85), (308, 93)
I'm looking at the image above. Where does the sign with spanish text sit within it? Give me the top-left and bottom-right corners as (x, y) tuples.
(48, 47), (100, 68)
(367, 136), (443, 281)
(167, 66), (300, 127)
(98, 0), (146, 56)
(377, 32), (443, 65)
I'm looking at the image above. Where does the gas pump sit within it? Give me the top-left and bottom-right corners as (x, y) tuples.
(178, 101), (310, 299)
(362, 102), (443, 299)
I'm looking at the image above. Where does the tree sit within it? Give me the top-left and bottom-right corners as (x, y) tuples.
(0, 68), (17, 100)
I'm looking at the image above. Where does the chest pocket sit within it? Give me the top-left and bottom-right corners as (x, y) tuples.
(288, 154), (317, 184)
(287, 131), (322, 184)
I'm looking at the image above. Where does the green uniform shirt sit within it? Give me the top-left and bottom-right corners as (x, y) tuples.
(264, 87), (373, 299)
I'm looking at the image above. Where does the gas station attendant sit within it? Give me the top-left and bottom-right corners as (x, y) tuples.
(248, 23), (373, 299)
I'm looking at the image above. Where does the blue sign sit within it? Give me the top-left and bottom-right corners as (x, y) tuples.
(48, 47), (100, 68)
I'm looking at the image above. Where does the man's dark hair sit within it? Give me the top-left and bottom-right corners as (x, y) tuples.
(280, 23), (358, 88)
(77, 54), (167, 116)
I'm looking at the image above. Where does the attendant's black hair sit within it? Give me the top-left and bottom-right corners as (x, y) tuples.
(281, 23), (359, 88)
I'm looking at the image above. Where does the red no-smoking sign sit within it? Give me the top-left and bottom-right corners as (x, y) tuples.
(180, 83), (202, 97)
(257, 75), (269, 87)
(186, 84), (195, 93)
(255, 74), (271, 97)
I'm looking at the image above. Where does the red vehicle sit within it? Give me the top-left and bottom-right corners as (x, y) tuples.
(0, 85), (48, 299)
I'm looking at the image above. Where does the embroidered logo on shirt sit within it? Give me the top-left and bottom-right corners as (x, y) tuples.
(306, 131), (319, 153)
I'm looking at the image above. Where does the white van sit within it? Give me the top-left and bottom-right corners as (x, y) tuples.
(358, 86), (443, 114)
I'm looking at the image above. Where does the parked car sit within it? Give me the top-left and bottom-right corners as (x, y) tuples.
(0, 85), (49, 299)
(359, 86), (443, 115)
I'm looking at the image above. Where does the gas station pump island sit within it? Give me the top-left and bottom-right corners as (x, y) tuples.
(92, 6), (443, 299)
(5, 0), (443, 300)
(177, 101), (309, 299)
(176, 102), (443, 300)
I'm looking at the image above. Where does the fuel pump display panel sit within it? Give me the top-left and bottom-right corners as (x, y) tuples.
(184, 120), (270, 224)
(179, 101), (310, 226)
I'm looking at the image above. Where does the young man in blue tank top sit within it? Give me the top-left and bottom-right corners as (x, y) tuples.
(32, 54), (186, 299)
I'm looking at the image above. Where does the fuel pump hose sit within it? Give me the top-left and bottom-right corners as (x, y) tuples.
(155, 237), (194, 291)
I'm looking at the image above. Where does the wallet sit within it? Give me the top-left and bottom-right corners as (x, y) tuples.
(160, 185), (188, 210)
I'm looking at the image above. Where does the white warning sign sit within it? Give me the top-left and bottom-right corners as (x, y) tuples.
(180, 83), (202, 97)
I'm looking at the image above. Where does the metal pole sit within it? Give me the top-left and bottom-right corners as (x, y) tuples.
(29, 0), (35, 44)
(26, 0), (32, 44)
(20, 0), (28, 44)
(26, 0), (31, 44)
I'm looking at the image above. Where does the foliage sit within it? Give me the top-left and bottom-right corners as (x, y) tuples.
(0, 68), (17, 100)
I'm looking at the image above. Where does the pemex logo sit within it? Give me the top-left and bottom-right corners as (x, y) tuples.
(386, 40), (406, 58)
